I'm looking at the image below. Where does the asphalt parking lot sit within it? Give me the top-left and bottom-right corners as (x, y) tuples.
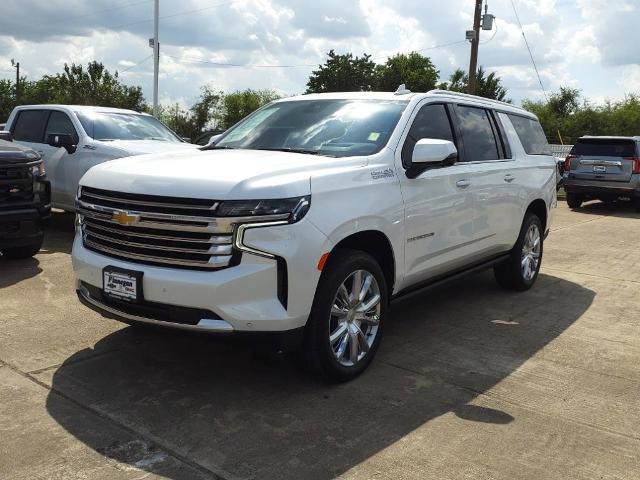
(1, 202), (639, 480)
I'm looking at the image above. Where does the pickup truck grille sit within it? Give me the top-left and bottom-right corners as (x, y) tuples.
(77, 187), (288, 271)
(0, 163), (34, 207)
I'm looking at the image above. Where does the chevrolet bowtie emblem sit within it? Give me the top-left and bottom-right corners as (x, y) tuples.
(112, 210), (140, 226)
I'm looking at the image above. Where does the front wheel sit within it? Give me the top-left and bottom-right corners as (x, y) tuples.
(304, 249), (388, 382)
(566, 193), (582, 209)
(494, 214), (543, 291)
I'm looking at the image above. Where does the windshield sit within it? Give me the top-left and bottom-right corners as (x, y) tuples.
(215, 99), (408, 157)
(77, 112), (181, 142)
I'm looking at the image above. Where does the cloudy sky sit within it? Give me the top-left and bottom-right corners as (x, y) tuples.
(0, 0), (638, 107)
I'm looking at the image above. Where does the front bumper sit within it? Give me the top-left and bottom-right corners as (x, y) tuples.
(0, 209), (44, 248)
(72, 219), (331, 332)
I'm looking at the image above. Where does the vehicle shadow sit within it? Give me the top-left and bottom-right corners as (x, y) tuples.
(40, 209), (75, 255)
(45, 272), (594, 479)
(574, 199), (640, 218)
(0, 256), (42, 288)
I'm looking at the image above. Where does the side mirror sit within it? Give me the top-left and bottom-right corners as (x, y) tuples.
(0, 131), (12, 142)
(47, 133), (77, 154)
(407, 139), (457, 179)
(205, 134), (223, 147)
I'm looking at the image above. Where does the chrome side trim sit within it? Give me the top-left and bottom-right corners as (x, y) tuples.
(77, 286), (234, 333)
(234, 220), (289, 258)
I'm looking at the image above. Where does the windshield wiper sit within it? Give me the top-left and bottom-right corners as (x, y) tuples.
(255, 147), (333, 157)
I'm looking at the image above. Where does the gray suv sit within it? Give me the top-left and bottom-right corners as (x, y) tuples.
(563, 136), (640, 210)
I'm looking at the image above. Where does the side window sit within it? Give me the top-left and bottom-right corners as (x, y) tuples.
(456, 106), (500, 162)
(507, 114), (551, 155)
(11, 110), (49, 143)
(45, 111), (79, 144)
(401, 104), (455, 167)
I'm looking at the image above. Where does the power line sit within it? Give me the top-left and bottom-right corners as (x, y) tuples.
(107, 0), (235, 30)
(163, 40), (468, 69)
(119, 54), (153, 72)
(509, 0), (548, 99)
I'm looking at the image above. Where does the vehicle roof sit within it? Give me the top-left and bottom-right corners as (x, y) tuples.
(277, 89), (535, 118)
(579, 135), (640, 142)
(14, 104), (144, 115)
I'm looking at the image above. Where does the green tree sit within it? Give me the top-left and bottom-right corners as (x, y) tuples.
(306, 50), (377, 93)
(219, 89), (281, 128)
(375, 52), (439, 92)
(439, 67), (510, 102)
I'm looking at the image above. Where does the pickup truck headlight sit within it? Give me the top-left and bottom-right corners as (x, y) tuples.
(217, 196), (311, 223)
(31, 163), (46, 177)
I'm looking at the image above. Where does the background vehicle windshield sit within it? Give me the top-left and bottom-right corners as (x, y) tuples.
(216, 99), (407, 157)
(77, 112), (181, 142)
(571, 138), (637, 157)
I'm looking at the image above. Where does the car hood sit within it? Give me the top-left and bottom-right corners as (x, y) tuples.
(97, 139), (198, 156)
(80, 149), (363, 199)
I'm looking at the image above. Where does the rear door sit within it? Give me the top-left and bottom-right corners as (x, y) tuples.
(568, 138), (637, 182)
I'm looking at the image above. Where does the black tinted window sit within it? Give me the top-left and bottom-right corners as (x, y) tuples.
(12, 110), (49, 142)
(571, 139), (637, 157)
(456, 106), (499, 161)
(402, 104), (454, 166)
(508, 114), (551, 155)
(45, 111), (78, 143)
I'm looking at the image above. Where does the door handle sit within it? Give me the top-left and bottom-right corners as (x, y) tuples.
(504, 174), (515, 183)
(36, 150), (45, 154)
(456, 179), (471, 188)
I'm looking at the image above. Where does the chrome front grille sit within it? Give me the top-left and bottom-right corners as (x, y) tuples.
(77, 187), (287, 270)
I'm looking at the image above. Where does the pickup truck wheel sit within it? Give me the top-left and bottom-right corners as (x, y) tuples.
(566, 193), (582, 209)
(1, 240), (43, 260)
(304, 249), (388, 382)
(494, 214), (543, 292)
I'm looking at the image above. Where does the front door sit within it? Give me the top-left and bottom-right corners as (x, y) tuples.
(396, 102), (477, 287)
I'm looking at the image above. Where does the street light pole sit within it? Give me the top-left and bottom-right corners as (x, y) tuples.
(467, 0), (483, 95)
(152, 0), (159, 115)
(11, 59), (20, 102)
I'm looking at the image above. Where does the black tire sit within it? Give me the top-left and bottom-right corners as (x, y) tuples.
(494, 214), (543, 292)
(566, 193), (582, 209)
(634, 197), (640, 213)
(1, 240), (43, 259)
(304, 249), (388, 382)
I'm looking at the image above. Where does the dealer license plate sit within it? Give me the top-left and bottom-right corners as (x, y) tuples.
(103, 267), (142, 302)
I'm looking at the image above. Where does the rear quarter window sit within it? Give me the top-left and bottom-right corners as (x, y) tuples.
(507, 114), (551, 155)
(571, 139), (637, 157)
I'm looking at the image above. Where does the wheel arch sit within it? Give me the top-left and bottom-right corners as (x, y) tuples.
(525, 198), (547, 232)
(328, 230), (396, 295)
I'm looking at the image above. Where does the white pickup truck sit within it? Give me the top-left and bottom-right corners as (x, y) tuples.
(73, 89), (556, 381)
(5, 105), (197, 211)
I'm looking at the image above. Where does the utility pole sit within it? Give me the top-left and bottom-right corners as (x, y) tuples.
(11, 59), (20, 102)
(467, 0), (483, 95)
(152, 0), (159, 115)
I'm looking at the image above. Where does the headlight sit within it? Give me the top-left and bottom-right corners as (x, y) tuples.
(217, 196), (311, 222)
(31, 162), (46, 177)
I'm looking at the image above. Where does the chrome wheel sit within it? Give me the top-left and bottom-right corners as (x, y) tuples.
(521, 223), (541, 281)
(328, 270), (381, 367)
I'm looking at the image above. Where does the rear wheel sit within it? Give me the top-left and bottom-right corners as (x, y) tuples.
(566, 193), (583, 209)
(634, 197), (640, 213)
(494, 214), (543, 292)
(304, 249), (388, 382)
(1, 240), (43, 259)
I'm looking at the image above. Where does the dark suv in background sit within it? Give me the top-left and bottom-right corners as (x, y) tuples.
(563, 136), (640, 210)
(0, 132), (51, 259)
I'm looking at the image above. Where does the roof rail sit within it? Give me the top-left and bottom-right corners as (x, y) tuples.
(428, 89), (515, 108)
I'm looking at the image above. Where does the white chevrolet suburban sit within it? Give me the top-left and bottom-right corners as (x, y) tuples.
(5, 105), (197, 211)
(72, 89), (556, 381)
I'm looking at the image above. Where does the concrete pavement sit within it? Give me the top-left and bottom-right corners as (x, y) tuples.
(1, 202), (639, 479)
